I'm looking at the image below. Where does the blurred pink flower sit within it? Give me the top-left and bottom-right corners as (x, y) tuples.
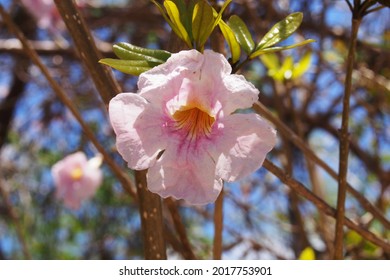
(109, 49), (276, 205)
(21, 0), (65, 34)
(51, 152), (102, 209)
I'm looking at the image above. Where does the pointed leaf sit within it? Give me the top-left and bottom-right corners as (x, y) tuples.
(151, 0), (192, 47)
(192, 0), (215, 49)
(212, 0), (232, 29)
(99, 59), (154, 75)
(113, 43), (171, 63)
(171, 0), (194, 38)
(292, 51), (312, 79)
(250, 39), (315, 59)
(256, 12), (303, 50)
(164, 0), (192, 47)
(259, 53), (280, 71)
(218, 19), (241, 63)
(275, 56), (294, 81)
(228, 15), (255, 54)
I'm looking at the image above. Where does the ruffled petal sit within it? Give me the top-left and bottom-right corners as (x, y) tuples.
(147, 142), (222, 205)
(214, 114), (277, 181)
(109, 93), (168, 170)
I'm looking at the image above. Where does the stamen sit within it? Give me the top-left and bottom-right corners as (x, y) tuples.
(70, 167), (83, 180)
(173, 107), (215, 139)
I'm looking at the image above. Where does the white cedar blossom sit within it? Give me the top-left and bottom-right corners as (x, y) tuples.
(109, 49), (276, 205)
(51, 152), (103, 209)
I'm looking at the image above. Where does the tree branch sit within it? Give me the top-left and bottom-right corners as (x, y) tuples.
(52, 0), (166, 260)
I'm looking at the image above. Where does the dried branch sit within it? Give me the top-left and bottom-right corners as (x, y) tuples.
(52, 0), (166, 260)
(262, 159), (390, 252)
(334, 15), (361, 259)
(165, 198), (197, 259)
(213, 190), (224, 260)
(0, 180), (31, 259)
(253, 101), (390, 231)
(0, 4), (137, 200)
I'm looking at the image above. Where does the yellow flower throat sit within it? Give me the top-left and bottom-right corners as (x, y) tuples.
(173, 107), (215, 139)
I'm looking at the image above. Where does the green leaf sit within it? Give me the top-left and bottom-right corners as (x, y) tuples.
(151, 0), (192, 47)
(218, 19), (241, 63)
(292, 51), (312, 79)
(99, 58), (153, 76)
(192, 0), (232, 51)
(256, 12), (303, 50)
(276, 55), (294, 80)
(113, 43), (171, 63)
(171, 0), (195, 38)
(227, 15), (255, 54)
(259, 53), (280, 71)
(249, 39), (315, 59)
(192, 0), (215, 50)
(298, 247), (316, 260)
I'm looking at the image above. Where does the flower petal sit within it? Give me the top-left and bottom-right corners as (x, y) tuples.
(147, 142), (222, 205)
(214, 114), (276, 181)
(109, 93), (168, 170)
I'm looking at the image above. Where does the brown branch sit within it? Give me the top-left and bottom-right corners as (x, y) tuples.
(53, 0), (166, 259)
(0, 4), (137, 200)
(165, 198), (196, 259)
(213, 189), (224, 260)
(253, 101), (390, 231)
(262, 159), (390, 253)
(0, 38), (113, 57)
(135, 170), (167, 259)
(0, 180), (31, 259)
(334, 8), (362, 257)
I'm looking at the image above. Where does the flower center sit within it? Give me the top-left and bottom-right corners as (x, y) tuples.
(70, 167), (83, 180)
(172, 107), (215, 139)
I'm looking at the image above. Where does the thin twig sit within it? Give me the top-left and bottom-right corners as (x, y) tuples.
(262, 159), (390, 252)
(53, 0), (167, 259)
(165, 198), (197, 259)
(334, 14), (361, 260)
(0, 4), (137, 201)
(0, 180), (31, 259)
(213, 189), (224, 260)
(253, 101), (390, 231)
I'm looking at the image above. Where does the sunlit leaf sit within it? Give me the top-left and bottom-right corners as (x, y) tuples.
(171, 0), (195, 38)
(249, 39), (315, 58)
(164, 0), (192, 47)
(270, 55), (294, 81)
(256, 12), (303, 50)
(218, 20), (241, 63)
(113, 43), (171, 63)
(151, 0), (192, 47)
(292, 51), (312, 79)
(192, 0), (215, 50)
(227, 15), (255, 54)
(298, 247), (316, 260)
(99, 58), (153, 76)
(259, 53), (280, 71)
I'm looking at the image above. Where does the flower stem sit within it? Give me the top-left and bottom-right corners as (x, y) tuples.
(213, 189), (224, 259)
(334, 15), (361, 260)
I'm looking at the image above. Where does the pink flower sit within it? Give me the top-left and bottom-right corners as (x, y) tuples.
(21, 0), (65, 34)
(109, 49), (276, 205)
(51, 152), (103, 209)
